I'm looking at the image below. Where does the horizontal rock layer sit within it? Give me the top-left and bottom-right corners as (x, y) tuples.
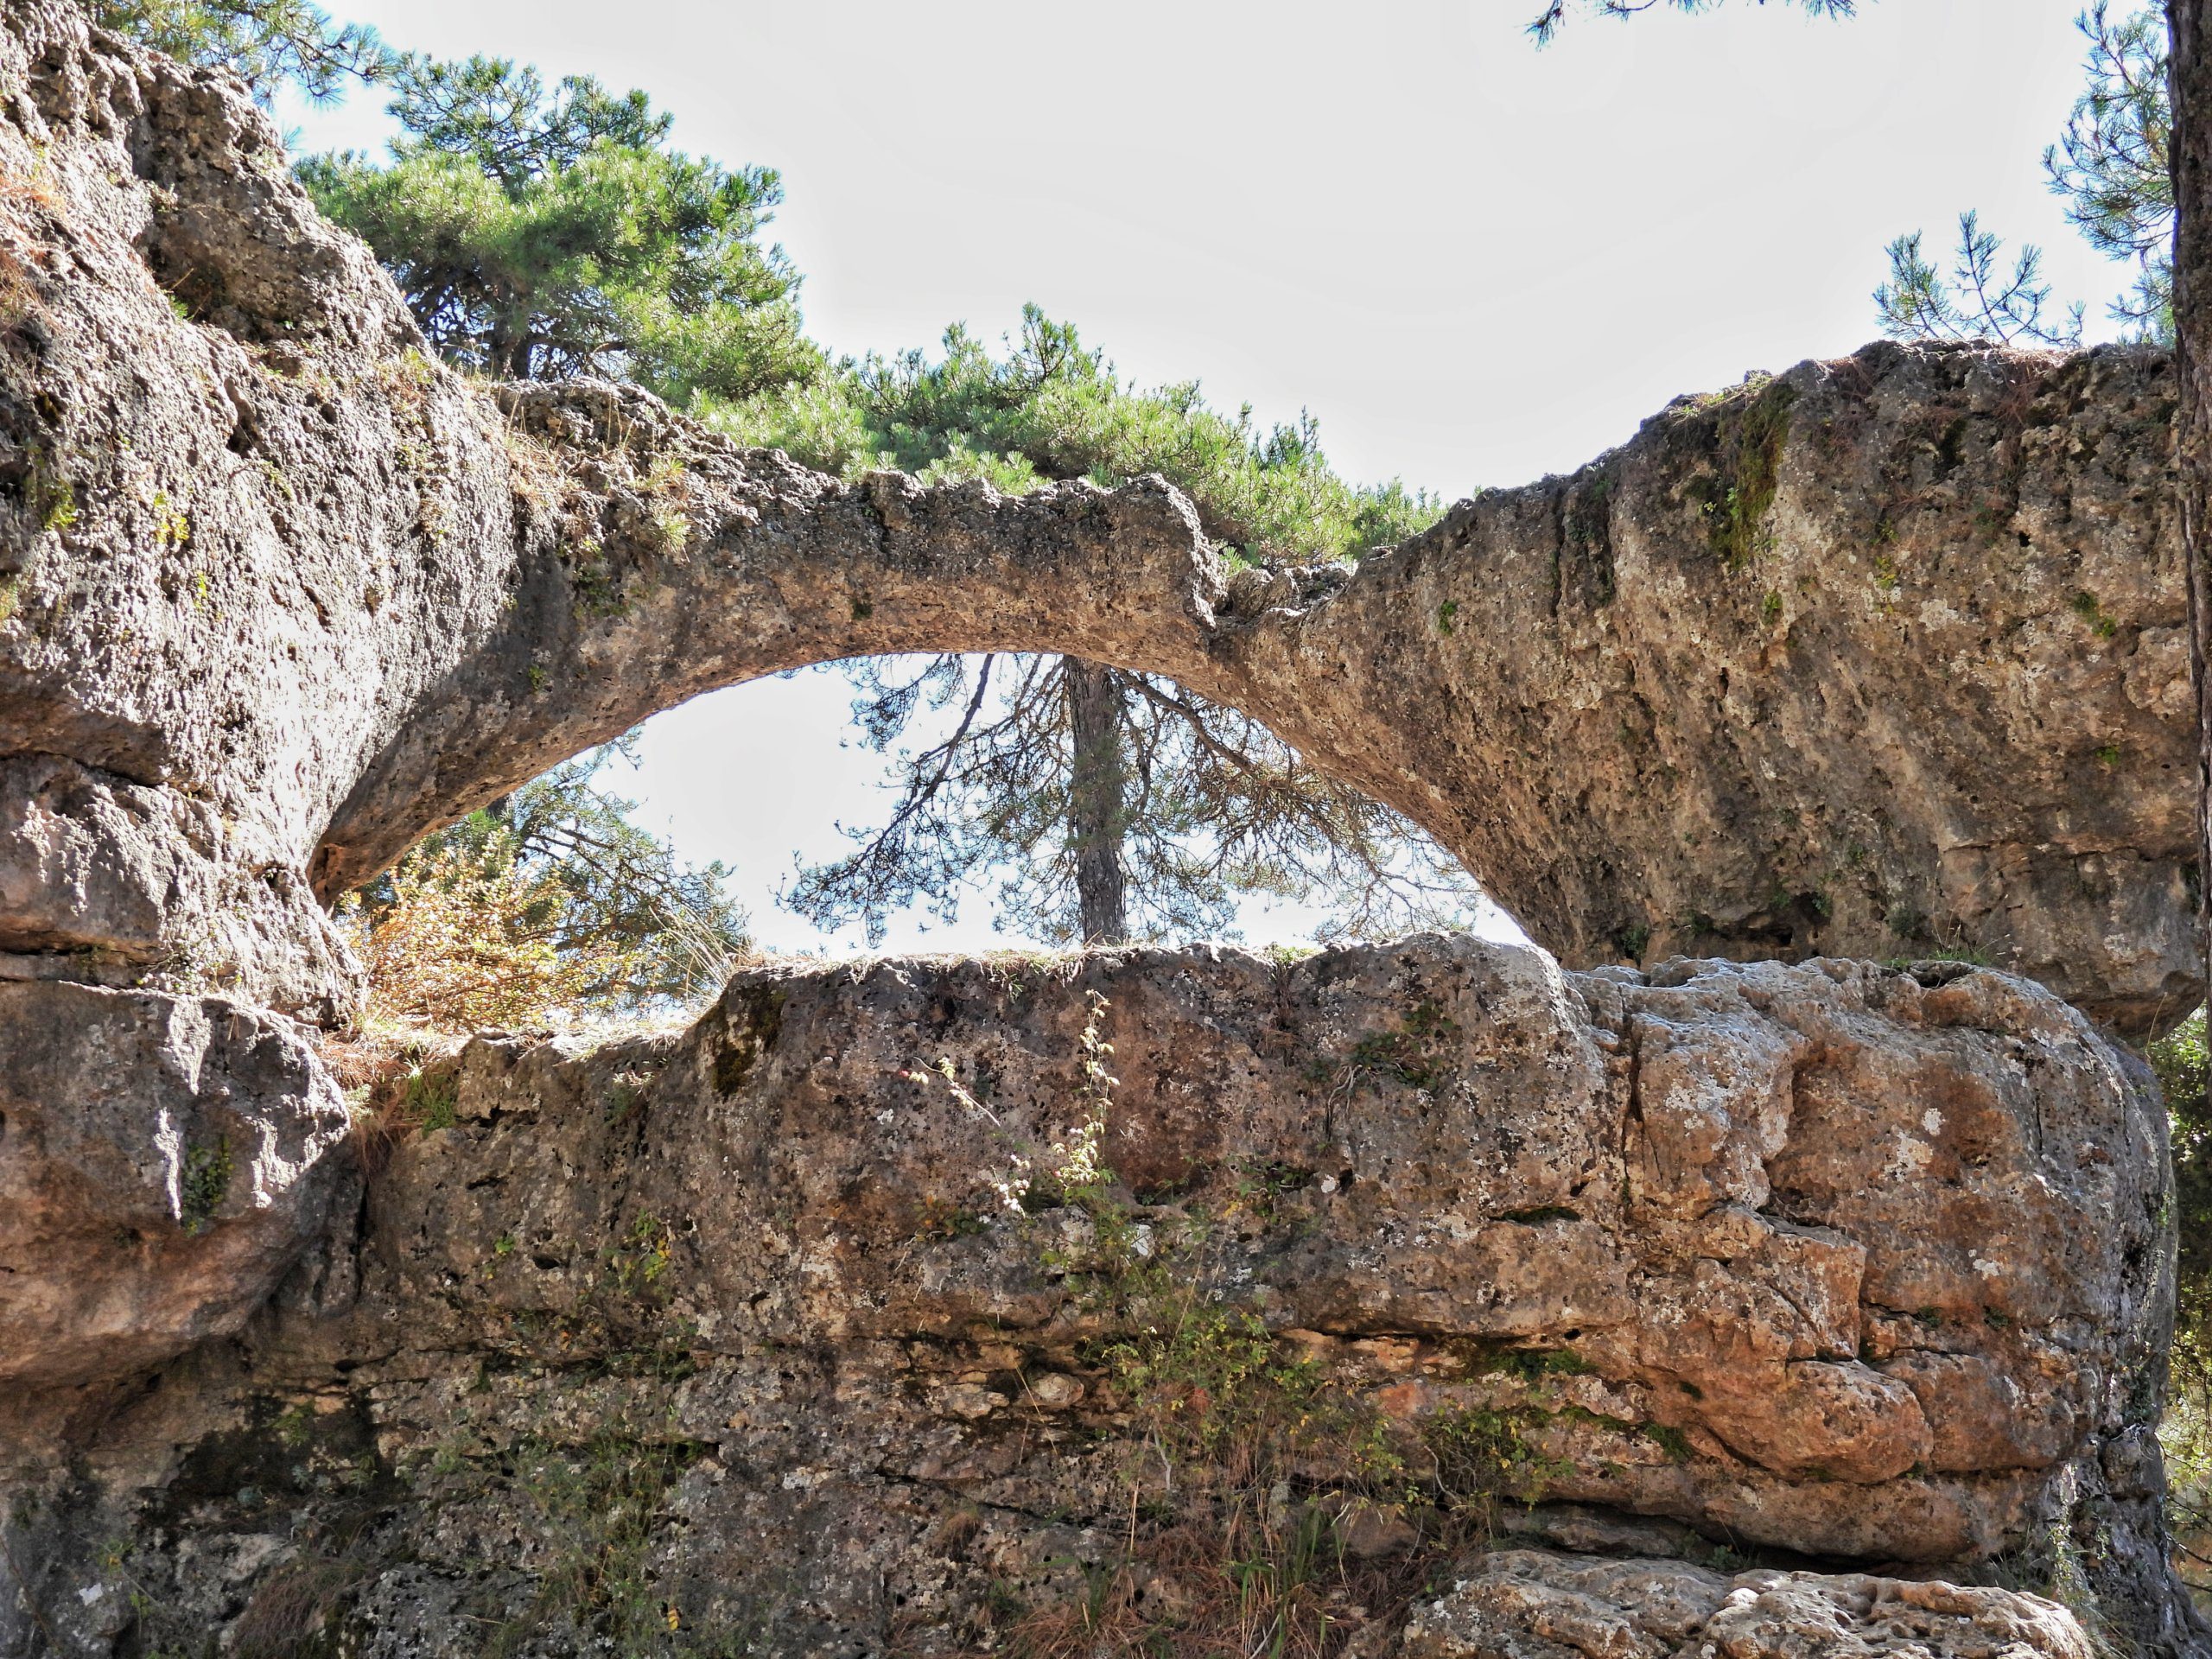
(1, 939), (2191, 1654)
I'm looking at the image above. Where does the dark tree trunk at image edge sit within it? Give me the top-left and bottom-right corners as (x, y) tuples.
(1063, 656), (1130, 944)
(2180, 0), (2212, 987)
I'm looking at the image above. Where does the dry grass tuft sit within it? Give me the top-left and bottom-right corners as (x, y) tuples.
(0, 163), (63, 220)
(1001, 1506), (1447, 1659)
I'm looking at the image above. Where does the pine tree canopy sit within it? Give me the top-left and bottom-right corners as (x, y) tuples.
(714, 304), (1434, 566)
(299, 56), (820, 400)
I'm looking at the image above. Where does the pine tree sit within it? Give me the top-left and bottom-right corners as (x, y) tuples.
(715, 308), (1474, 947)
(1872, 213), (2086, 347)
(2045, 2), (2174, 336)
(1877, 4), (2173, 346)
(353, 736), (749, 1016)
(299, 56), (819, 402)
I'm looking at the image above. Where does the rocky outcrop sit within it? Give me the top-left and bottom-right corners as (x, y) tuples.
(1402, 1552), (2099, 1658)
(0, 939), (2190, 1655)
(2, 2), (2207, 1652)
(0, 980), (348, 1389)
(0, 0), (2196, 1036)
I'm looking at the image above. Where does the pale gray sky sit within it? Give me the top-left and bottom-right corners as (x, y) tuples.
(287, 0), (2141, 953)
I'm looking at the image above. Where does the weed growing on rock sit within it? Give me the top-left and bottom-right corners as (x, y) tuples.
(392, 1068), (457, 1134)
(476, 1433), (735, 1658)
(1421, 1406), (1576, 1503)
(907, 994), (1580, 1656)
(230, 1546), (379, 1659)
(0, 248), (39, 332)
(1332, 1000), (1462, 1093)
(2152, 1008), (2212, 1612)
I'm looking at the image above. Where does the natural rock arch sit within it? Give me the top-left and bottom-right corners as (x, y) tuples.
(4, 9), (2211, 1652)
(0, 3), (2198, 1038)
(327, 353), (2197, 1040)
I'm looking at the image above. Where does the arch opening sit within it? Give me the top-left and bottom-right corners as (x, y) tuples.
(340, 646), (1522, 1035)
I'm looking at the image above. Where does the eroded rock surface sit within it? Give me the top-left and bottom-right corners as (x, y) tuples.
(1, 940), (2192, 1655)
(2, 1), (2206, 1651)
(1402, 1550), (2094, 1659)
(0, 981), (349, 1389)
(0, 0), (2197, 1033)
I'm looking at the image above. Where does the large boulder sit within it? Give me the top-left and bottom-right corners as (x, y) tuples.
(0, 981), (349, 1390)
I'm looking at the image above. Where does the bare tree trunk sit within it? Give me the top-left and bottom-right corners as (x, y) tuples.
(2164, 17), (2212, 1659)
(1063, 656), (1129, 944)
(2180, 0), (2212, 990)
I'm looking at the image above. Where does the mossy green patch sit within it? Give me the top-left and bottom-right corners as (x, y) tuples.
(1687, 378), (1798, 570)
(179, 1136), (233, 1236)
(1342, 999), (1463, 1092)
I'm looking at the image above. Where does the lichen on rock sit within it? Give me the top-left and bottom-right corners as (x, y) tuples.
(1402, 1550), (2097, 1659)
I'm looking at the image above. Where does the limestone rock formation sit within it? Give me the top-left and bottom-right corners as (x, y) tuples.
(0, 0), (2196, 1038)
(0, 980), (349, 1390)
(3, 2), (2208, 1653)
(1401, 1551), (2096, 1659)
(0, 938), (2190, 1655)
